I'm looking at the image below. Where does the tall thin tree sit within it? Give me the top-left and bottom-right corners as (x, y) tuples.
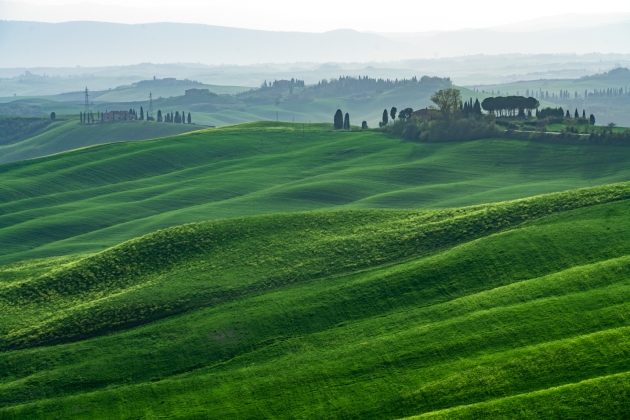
(334, 109), (344, 129)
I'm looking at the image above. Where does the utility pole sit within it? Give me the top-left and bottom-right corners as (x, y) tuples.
(149, 92), (153, 120)
(84, 86), (90, 124)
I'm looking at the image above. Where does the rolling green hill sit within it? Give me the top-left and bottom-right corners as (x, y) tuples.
(0, 183), (629, 418)
(0, 119), (204, 164)
(0, 117), (55, 146)
(1, 122), (630, 264)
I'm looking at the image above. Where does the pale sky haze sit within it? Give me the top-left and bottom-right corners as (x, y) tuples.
(2, 0), (630, 32)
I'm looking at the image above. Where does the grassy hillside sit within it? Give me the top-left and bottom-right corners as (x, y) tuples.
(0, 117), (55, 146)
(1, 122), (630, 263)
(0, 119), (203, 163)
(93, 79), (249, 102)
(0, 183), (628, 418)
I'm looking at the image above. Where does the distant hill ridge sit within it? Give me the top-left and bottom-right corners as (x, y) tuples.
(3, 20), (630, 67)
(580, 67), (630, 82)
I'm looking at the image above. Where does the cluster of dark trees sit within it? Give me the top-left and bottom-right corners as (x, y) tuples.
(379, 106), (413, 127)
(80, 108), (138, 124)
(156, 110), (192, 124)
(585, 87), (630, 98)
(261, 79), (306, 90)
(536, 107), (564, 119)
(462, 98), (482, 117)
(333, 109), (351, 130)
(79, 111), (97, 124)
(389, 89), (498, 141)
(536, 107), (596, 125)
(371, 86), (626, 143)
(481, 96), (540, 117)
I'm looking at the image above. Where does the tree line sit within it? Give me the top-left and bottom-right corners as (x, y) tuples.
(156, 110), (192, 124)
(79, 107), (192, 125)
(476, 87), (630, 101)
(261, 79), (306, 90)
(317, 75), (452, 92)
(536, 107), (596, 125)
(481, 96), (540, 117)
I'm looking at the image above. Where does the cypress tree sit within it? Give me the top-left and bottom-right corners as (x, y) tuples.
(157, 110), (163, 122)
(382, 109), (389, 126)
(589, 114), (596, 125)
(334, 109), (343, 129)
(473, 99), (482, 115)
(574, 108), (579, 119)
(187, 112), (192, 124)
(140, 106), (144, 120)
(343, 113), (350, 130)
(361, 121), (368, 129)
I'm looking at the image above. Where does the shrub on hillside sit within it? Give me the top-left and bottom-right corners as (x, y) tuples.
(387, 115), (499, 142)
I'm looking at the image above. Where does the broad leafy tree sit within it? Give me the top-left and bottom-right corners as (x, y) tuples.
(398, 107), (413, 121)
(390, 107), (397, 122)
(431, 88), (462, 117)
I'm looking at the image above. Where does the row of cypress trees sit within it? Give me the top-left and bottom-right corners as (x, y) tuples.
(156, 110), (192, 124)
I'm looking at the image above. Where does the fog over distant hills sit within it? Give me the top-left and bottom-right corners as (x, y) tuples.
(2, 18), (630, 67)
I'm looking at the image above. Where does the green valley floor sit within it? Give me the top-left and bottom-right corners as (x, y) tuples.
(0, 123), (628, 418)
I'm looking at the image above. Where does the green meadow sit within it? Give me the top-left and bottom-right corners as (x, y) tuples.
(0, 122), (629, 418)
(2, 122), (630, 263)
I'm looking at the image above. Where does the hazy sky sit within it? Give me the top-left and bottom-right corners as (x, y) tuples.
(2, 0), (630, 32)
